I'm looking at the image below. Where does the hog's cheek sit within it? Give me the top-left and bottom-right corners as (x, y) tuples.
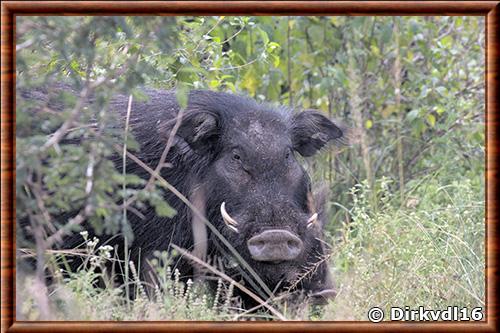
(213, 158), (251, 191)
(286, 161), (304, 184)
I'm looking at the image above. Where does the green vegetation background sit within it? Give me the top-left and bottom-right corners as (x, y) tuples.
(16, 16), (484, 320)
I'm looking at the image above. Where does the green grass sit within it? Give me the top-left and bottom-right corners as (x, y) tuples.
(326, 177), (485, 320)
(17, 176), (485, 321)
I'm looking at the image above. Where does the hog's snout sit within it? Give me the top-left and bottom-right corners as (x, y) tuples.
(247, 229), (303, 262)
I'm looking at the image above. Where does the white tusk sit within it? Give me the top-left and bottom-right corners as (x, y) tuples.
(221, 202), (238, 226)
(307, 213), (318, 228)
(221, 202), (239, 232)
(226, 224), (239, 233)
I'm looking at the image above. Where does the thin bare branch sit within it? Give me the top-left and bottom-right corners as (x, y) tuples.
(124, 105), (185, 209)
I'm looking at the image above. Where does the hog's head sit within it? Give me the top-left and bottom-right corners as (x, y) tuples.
(176, 91), (346, 302)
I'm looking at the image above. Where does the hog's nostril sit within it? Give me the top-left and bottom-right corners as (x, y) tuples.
(254, 241), (265, 249)
(247, 229), (303, 262)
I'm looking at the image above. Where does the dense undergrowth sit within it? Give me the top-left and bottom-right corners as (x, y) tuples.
(18, 173), (484, 320)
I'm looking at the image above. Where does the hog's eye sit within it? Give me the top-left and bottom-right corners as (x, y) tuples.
(233, 153), (241, 161)
(285, 151), (290, 159)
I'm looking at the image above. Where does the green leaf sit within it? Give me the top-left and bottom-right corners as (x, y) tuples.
(241, 69), (259, 96)
(150, 194), (177, 218)
(420, 86), (429, 98)
(267, 42), (280, 50)
(258, 28), (269, 45)
(209, 80), (220, 88)
(407, 109), (420, 122)
(272, 54), (280, 67)
(435, 86), (447, 96)
(365, 119), (373, 129)
(381, 105), (396, 118)
(435, 106), (446, 115)
(154, 200), (177, 218)
(427, 114), (436, 127)
(440, 35), (453, 49)
(370, 44), (380, 57)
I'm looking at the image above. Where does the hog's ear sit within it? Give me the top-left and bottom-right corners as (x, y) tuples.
(176, 111), (220, 154)
(291, 110), (347, 157)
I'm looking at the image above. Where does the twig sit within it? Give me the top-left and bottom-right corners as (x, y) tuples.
(286, 252), (332, 293)
(44, 141), (97, 248)
(221, 24), (245, 44)
(124, 105), (185, 208)
(393, 17), (405, 206)
(123, 94), (134, 305)
(287, 16), (293, 107)
(26, 177), (56, 235)
(41, 86), (92, 152)
(28, 213), (51, 319)
(16, 38), (35, 52)
(18, 248), (124, 263)
(230, 290), (300, 321)
(208, 57), (260, 71)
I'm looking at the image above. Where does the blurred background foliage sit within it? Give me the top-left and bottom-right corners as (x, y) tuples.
(16, 16), (484, 320)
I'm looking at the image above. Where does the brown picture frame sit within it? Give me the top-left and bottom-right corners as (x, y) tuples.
(1, 1), (498, 332)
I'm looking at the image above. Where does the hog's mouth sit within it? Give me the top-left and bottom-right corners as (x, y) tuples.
(220, 202), (320, 234)
(220, 202), (318, 265)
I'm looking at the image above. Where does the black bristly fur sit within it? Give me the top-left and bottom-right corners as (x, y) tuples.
(22, 87), (349, 308)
